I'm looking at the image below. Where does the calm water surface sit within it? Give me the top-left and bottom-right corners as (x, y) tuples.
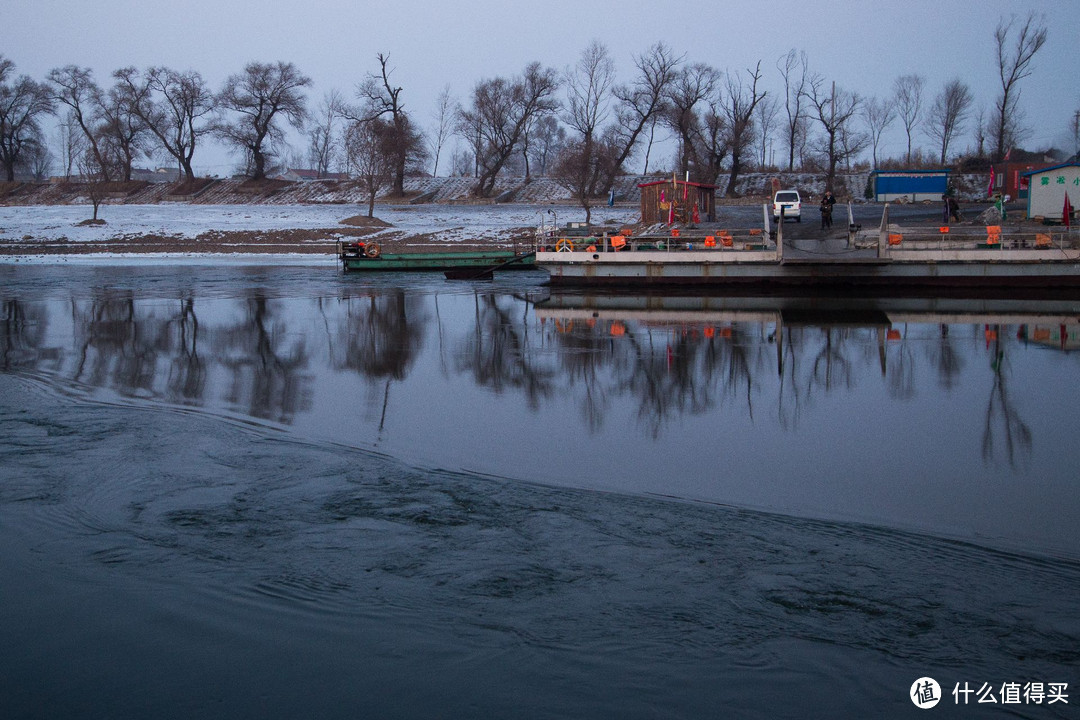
(1, 264), (1078, 718)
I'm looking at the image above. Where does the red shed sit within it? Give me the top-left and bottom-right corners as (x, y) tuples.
(638, 178), (717, 225)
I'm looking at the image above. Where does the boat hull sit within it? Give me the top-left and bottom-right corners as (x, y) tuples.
(537, 249), (1080, 289)
(342, 250), (535, 273)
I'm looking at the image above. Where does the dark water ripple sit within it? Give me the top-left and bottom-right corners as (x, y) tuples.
(2, 372), (1078, 719)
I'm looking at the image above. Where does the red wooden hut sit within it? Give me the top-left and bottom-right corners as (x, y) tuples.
(638, 178), (717, 225)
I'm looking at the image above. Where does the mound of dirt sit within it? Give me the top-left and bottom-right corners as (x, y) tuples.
(76, 218), (107, 226)
(340, 215), (392, 228)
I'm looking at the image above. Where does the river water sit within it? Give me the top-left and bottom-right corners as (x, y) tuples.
(2, 263), (1078, 718)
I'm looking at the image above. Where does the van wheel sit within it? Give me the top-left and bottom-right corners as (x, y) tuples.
(796, 217), (801, 223)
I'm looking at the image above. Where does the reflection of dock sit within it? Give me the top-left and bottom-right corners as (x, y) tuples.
(535, 293), (1080, 329)
(536, 293), (1080, 377)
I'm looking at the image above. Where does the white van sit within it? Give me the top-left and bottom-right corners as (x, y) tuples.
(773, 190), (801, 223)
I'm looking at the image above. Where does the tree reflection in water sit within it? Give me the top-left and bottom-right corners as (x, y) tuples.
(458, 293), (556, 410)
(72, 290), (163, 398)
(928, 324), (964, 391)
(2, 298), (50, 372)
(0, 282), (1059, 471)
(166, 296), (206, 404)
(982, 325), (1033, 469)
(217, 295), (313, 423)
(331, 290), (423, 380)
(544, 317), (769, 439)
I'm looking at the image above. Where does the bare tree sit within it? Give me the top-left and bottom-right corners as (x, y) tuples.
(98, 79), (151, 181)
(55, 110), (87, 180)
(529, 115), (565, 176)
(76, 148), (106, 221)
(429, 84), (454, 177)
(925, 79), (973, 164)
(48, 65), (111, 180)
(861, 95), (894, 168)
(663, 62), (721, 180)
(973, 105), (988, 158)
(306, 89), (342, 177)
(893, 74), (925, 164)
(555, 40), (616, 222)
(23, 139), (53, 180)
(113, 67), (214, 181)
(777, 49), (808, 171)
(216, 61), (311, 180)
(991, 12), (1048, 162)
(344, 118), (394, 218)
(0, 56), (55, 182)
(609, 41), (681, 187)
(754, 93), (780, 168)
(458, 62), (560, 198)
(349, 53), (427, 195)
(720, 61), (766, 196)
(804, 75), (866, 192)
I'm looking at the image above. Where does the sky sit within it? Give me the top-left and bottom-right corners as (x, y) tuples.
(6, 0), (1080, 176)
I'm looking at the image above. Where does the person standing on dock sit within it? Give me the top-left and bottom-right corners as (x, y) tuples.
(947, 195), (962, 222)
(820, 190), (835, 230)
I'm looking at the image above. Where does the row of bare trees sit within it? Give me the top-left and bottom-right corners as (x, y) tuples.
(0, 57), (312, 185)
(0, 13), (1057, 214)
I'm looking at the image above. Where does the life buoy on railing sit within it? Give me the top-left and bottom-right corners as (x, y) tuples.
(555, 238), (574, 252)
(365, 243), (381, 258)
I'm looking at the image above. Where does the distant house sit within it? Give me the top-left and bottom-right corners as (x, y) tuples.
(990, 161), (1053, 201)
(131, 167), (180, 183)
(638, 178), (717, 225)
(277, 168), (350, 182)
(1022, 163), (1080, 221)
(869, 169), (951, 202)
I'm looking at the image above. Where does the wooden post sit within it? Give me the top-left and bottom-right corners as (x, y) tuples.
(878, 203), (889, 258)
(846, 202), (855, 248)
(776, 205), (784, 259)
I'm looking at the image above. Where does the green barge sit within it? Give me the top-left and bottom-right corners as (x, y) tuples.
(338, 240), (535, 274)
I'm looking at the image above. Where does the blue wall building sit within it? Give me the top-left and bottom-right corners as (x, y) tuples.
(870, 169), (952, 202)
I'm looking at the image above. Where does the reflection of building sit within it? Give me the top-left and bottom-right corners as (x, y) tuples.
(1020, 324), (1080, 351)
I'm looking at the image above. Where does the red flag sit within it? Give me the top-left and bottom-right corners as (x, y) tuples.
(987, 166), (995, 197)
(1065, 192), (1073, 229)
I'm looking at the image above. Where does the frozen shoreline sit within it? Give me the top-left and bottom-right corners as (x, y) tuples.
(0, 252), (338, 266)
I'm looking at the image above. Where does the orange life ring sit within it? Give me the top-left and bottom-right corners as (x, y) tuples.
(555, 238), (574, 252)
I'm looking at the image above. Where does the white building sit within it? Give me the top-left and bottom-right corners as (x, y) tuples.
(1023, 164), (1080, 221)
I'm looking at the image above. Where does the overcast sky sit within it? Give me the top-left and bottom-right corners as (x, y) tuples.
(7, 0), (1079, 176)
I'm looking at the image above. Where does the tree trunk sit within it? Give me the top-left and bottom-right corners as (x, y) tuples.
(725, 151), (743, 197)
(367, 189), (376, 218)
(252, 149), (266, 180)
